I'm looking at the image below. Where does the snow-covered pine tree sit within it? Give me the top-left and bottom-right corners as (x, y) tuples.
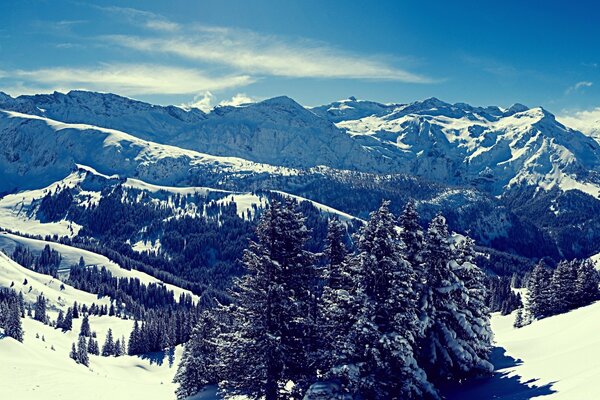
(62, 308), (73, 331)
(527, 263), (553, 319)
(72, 301), (79, 319)
(450, 236), (493, 376)
(79, 314), (91, 337)
(69, 343), (78, 362)
(575, 259), (600, 307)
(419, 215), (492, 385)
(399, 200), (425, 267)
(173, 310), (221, 400)
(88, 337), (99, 355)
(34, 294), (47, 323)
(128, 320), (141, 355)
(77, 335), (89, 366)
(550, 260), (578, 314)
(4, 298), (24, 342)
(217, 199), (317, 400)
(56, 310), (65, 330)
(329, 201), (435, 399)
(317, 217), (354, 374)
(399, 200), (428, 337)
(102, 328), (115, 356)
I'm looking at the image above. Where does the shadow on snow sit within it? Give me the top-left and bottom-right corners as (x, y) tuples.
(443, 347), (556, 400)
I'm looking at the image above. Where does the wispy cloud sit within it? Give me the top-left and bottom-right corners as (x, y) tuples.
(566, 81), (593, 94)
(1, 64), (254, 96)
(98, 8), (432, 83)
(95, 6), (180, 32)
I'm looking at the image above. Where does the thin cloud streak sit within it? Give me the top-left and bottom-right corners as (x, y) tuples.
(103, 26), (433, 83)
(565, 81), (593, 94)
(1, 64), (255, 96)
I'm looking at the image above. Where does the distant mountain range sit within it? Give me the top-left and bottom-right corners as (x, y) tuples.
(1, 90), (599, 261)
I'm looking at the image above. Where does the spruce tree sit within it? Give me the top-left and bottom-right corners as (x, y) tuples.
(128, 320), (141, 355)
(317, 218), (353, 374)
(419, 215), (492, 385)
(329, 201), (435, 399)
(551, 260), (578, 314)
(173, 310), (221, 399)
(62, 308), (73, 331)
(5, 299), (24, 342)
(34, 294), (47, 323)
(77, 335), (89, 366)
(527, 263), (553, 319)
(69, 343), (78, 362)
(575, 259), (599, 307)
(217, 199), (317, 400)
(88, 337), (100, 355)
(102, 328), (115, 356)
(79, 314), (91, 337)
(56, 310), (65, 330)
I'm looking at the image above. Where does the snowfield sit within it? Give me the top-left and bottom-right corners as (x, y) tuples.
(455, 303), (600, 399)
(0, 316), (183, 400)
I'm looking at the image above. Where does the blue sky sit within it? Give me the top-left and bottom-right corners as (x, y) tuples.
(1, 0), (599, 114)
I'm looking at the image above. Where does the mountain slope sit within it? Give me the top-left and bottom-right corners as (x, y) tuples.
(480, 304), (600, 399)
(0, 108), (294, 193)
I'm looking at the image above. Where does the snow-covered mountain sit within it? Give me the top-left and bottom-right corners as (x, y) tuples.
(3, 91), (599, 201)
(0, 107), (294, 193)
(1, 90), (600, 259)
(334, 97), (600, 198)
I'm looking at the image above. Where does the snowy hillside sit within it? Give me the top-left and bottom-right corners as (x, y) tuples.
(464, 304), (600, 399)
(0, 251), (185, 400)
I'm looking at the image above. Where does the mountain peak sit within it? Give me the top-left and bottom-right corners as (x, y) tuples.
(504, 103), (530, 116)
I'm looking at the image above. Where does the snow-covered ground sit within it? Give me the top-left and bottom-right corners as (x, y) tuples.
(450, 303), (600, 399)
(0, 315), (183, 400)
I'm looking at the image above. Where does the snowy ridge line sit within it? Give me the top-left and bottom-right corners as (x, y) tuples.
(271, 190), (362, 222)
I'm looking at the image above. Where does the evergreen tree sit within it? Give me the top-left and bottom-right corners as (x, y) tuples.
(173, 310), (221, 399)
(551, 260), (577, 314)
(317, 218), (353, 374)
(575, 259), (600, 307)
(114, 339), (122, 356)
(79, 314), (91, 337)
(217, 199), (317, 400)
(72, 301), (80, 319)
(56, 310), (65, 330)
(62, 308), (73, 331)
(329, 201), (435, 399)
(4, 299), (24, 342)
(527, 263), (553, 319)
(88, 337), (100, 355)
(77, 335), (89, 366)
(419, 215), (493, 385)
(69, 343), (78, 362)
(34, 294), (47, 323)
(399, 200), (425, 267)
(128, 320), (141, 355)
(102, 328), (115, 356)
